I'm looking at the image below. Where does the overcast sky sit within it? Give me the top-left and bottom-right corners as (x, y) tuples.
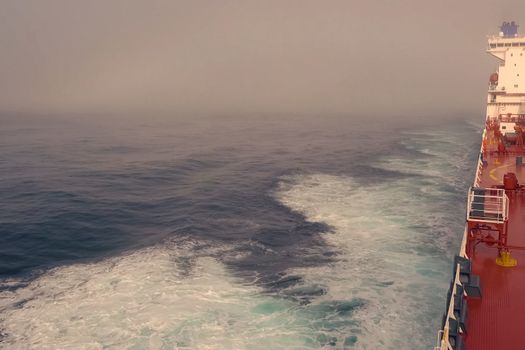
(1, 1), (525, 117)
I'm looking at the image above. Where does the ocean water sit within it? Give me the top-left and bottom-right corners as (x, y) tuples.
(0, 114), (480, 349)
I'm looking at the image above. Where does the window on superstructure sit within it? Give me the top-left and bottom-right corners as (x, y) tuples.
(513, 43), (519, 47)
(515, 84), (519, 88)
(505, 43), (512, 47)
(498, 43), (504, 47)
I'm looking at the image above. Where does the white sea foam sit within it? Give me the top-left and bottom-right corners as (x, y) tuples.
(0, 240), (318, 350)
(273, 131), (470, 349)
(275, 174), (449, 349)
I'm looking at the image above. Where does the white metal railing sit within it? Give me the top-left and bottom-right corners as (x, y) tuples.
(474, 154), (484, 187)
(459, 226), (468, 258)
(474, 128), (487, 187)
(433, 127), (489, 349)
(467, 187), (509, 223)
(433, 227), (469, 350)
(497, 113), (525, 123)
(434, 264), (463, 350)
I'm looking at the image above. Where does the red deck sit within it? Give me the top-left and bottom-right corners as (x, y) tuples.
(465, 149), (525, 350)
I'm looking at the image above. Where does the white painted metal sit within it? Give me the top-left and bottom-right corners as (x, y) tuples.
(474, 153), (484, 187)
(487, 33), (525, 118)
(499, 121), (516, 135)
(434, 264), (463, 350)
(466, 187), (509, 224)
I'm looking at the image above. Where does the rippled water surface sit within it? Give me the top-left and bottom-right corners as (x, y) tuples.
(0, 114), (480, 349)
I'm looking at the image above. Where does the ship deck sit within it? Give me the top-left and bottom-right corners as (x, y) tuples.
(465, 147), (525, 350)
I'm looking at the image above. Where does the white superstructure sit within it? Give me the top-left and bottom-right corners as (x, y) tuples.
(487, 22), (525, 130)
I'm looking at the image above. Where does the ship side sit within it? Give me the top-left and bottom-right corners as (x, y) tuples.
(435, 21), (525, 350)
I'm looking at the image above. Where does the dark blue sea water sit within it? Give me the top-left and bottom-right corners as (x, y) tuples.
(0, 114), (480, 349)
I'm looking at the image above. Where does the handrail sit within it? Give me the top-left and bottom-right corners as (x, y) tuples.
(474, 128), (487, 187)
(497, 113), (525, 123)
(433, 126), (486, 349)
(474, 154), (483, 187)
(466, 187), (509, 223)
(434, 264), (462, 350)
(459, 226), (468, 258)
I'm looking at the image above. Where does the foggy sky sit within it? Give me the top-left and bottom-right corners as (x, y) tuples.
(1, 0), (525, 117)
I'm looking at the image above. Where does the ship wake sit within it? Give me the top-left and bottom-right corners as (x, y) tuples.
(0, 128), (474, 350)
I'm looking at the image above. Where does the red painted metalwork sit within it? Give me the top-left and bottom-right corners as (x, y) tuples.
(503, 172), (518, 190)
(464, 138), (525, 350)
(514, 125), (525, 150)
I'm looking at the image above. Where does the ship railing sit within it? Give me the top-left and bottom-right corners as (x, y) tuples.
(459, 226), (468, 257)
(434, 264), (463, 350)
(434, 226), (469, 350)
(466, 187), (509, 224)
(497, 113), (525, 123)
(434, 128), (494, 349)
(474, 128), (487, 187)
(474, 154), (484, 187)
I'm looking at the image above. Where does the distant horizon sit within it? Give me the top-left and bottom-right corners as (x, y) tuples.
(0, 107), (485, 121)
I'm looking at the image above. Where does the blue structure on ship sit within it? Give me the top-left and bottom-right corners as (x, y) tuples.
(501, 21), (519, 38)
